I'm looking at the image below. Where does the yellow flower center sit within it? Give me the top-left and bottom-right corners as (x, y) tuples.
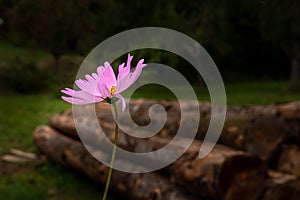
(109, 86), (116, 96)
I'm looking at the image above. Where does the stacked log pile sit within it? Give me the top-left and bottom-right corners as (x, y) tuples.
(33, 99), (300, 199)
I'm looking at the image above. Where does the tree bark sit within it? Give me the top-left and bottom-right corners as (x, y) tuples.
(36, 99), (300, 199)
(261, 171), (300, 200)
(167, 142), (267, 200)
(276, 144), (300, 177)
(34, 124), (267, 200)
(290, 43), (300, 92)
(50, 101), (300, 163)
(33, 125), (197, 200)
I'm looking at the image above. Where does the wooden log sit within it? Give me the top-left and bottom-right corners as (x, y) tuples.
(243, 115), (295, 161)
(261, 171), (300, 200)
(128, 100), (300, 179)
(50, 101), (300, 159)
(34, 123), (267, 200)
(50, 109), (78, 138)
(276, 144), (300, 176)
(1, 154), (44, 164)
(1, 149), (45, 164)
(166, 141), (267, 200)
(48, 100), (300, 178)
(276, 101), (300, 119)
(33, 125), (197, 200)
(10, 148), (40, 160)
(126, 100), (300, 164)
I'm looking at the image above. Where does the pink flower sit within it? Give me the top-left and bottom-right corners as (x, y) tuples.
(61, 54), (146, 111)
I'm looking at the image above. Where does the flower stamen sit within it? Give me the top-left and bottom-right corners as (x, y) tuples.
(110, 86), (116, 96)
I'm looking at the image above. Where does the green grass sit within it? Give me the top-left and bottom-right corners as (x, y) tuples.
(131, 81), (300, 105)
(0, 94), (116, 200)
(217, 81), (300, 105)
(133, 81), (300, 105)
(0, 162), (103, 200)
(0, 94), (69, 153)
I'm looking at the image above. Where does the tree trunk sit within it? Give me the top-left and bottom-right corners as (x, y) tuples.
(290, 43), (300, 92)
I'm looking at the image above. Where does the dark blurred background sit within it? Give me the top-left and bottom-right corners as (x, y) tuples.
(1, 1), (300, 199)
(0, 0), (299, 93)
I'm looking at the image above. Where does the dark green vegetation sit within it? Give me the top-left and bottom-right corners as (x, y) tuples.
(0, 0), (299, 89)
(0, 42), (83, 94)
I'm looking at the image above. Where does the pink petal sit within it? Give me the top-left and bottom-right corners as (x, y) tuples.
(116, 74), (131, 93)
(129, 59), (147, 83)
(99, 86), (110, 98)
(97, 62), (117, 97)
(75, 78), (101, 96)
(97, 66), (105, 77)
(98, 75), (110, 98)
(92, 73), (98, 79)
(117, 54), (133, 80)
(61, 96), (101, 105)
(103, 62), (117, 87)
(125, 54), (133, 71)
(117, 59), (146, 93)
(61, 88), (100, 102)
(117, 63), (125, 80)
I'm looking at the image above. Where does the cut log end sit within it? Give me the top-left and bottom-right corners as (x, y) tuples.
(169, 145), (267, 200)
(276, 144), (300, 177)
(219, 155), (267, 200)
(262, 171), (300, 200)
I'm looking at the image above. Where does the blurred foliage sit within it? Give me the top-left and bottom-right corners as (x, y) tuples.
(260, 0), (300, 91)
(0, 59), (49, 93)
(0, 0), (299, 90)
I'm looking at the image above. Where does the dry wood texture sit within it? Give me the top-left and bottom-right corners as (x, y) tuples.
(34, 125), (197, 200)
(50, 100), (300, 174)
(261, 171), (300, 200)
(34, 99), (300, 199)
(34, 125), (267, 200)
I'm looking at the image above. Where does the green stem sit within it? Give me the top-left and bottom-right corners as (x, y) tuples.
(102, 102), (119, 200)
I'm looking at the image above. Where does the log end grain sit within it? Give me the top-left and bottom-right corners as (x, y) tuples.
(219, 154), (267, 200)
(276, 144), (300, 176)
(244, 115), (290, 160)
(262, 171), (300, 200)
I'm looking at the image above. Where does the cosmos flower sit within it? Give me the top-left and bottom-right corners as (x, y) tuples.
(61, 54), (146, 111)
